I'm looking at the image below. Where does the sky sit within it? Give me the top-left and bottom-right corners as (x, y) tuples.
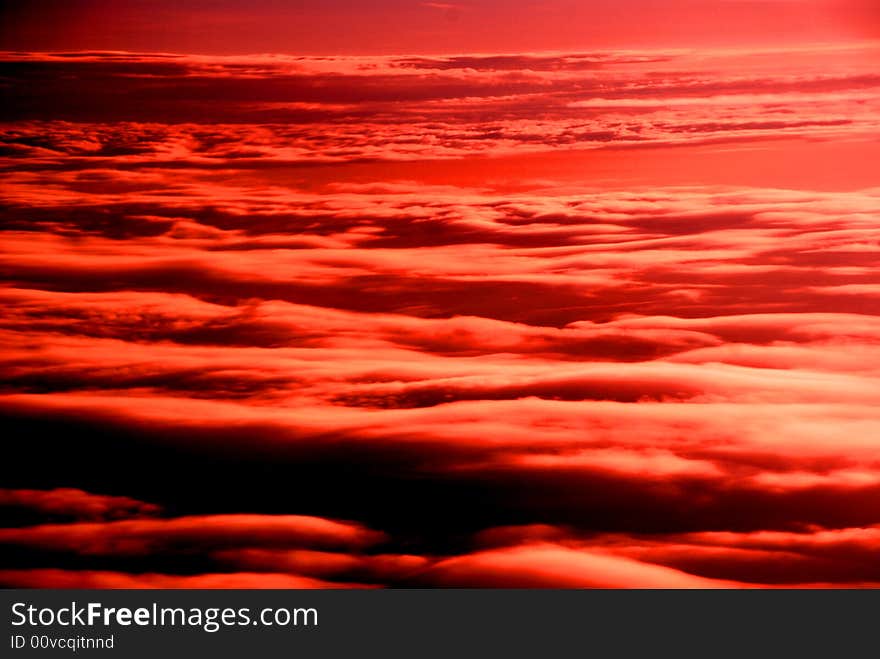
(2, 0), (879, 53)
(2, 1), (880, 588)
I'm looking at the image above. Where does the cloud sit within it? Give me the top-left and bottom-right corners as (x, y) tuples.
(422, 522), (880, 586)
(0, 488), (160, 523)
(0, 514), (385, 556)
(0, 569), (360, 589)
(3, 43), (880, 587)
(414, 543), (746, 588)
(2, 44), (878, 159)
(6, 488), (880, 588)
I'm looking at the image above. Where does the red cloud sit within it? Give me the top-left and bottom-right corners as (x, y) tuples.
(0, 569), (364, 589)
(2, 42), (880, 587)
(0, 514), (385, 555)
(0, 488), (160, 522)
(415, 543), (745, 588)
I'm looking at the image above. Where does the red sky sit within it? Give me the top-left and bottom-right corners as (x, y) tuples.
(1, 1), (880, 588)
(2, 0), (879, 54)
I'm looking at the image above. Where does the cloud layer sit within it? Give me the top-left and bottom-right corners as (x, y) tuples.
(2, 42), (880, 587)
